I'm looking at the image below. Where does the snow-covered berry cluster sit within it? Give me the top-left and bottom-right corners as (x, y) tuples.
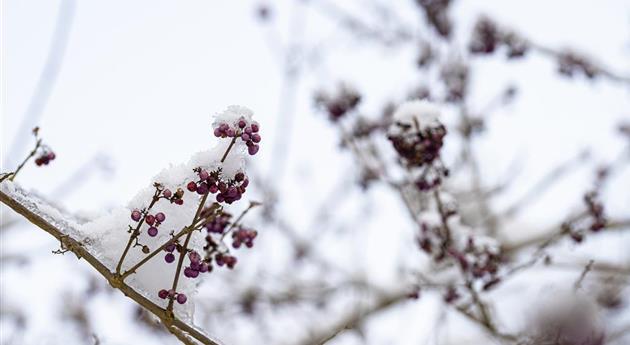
(213, 118), (261, 155)
(314, 84), (361, 122)
(34, 150), (56, 166)
(388, 101), (447, 168)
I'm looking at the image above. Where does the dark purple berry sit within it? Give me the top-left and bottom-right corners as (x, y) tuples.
(131, 210), (142, 222)
(187, 181), (197, 192)
(251, 133), (261, 143)
(165, 243), (176, 252)
(248, 144), (259, 155)
(155, 212), (166, 223)
(238, 119), (247, 128)
(251, 123), (259, 132)
(165, 253), (175, 263)
(148, 227), (158, 237)
(158, 289), (169, 299)
(145, 215), (156, 226)
(176, 293), (187, 304)
(163, 189), (172, 198)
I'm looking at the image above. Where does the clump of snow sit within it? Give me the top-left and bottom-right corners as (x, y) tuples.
(1, 105), (258, 323)
(390, 100), (441, 134)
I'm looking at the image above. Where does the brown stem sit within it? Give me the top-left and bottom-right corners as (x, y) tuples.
(6, 139), (42, 182)
(0, 189), (221, 345)
(115, 189), (161, 275)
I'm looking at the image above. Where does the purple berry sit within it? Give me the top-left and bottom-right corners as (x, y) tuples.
(155, 212), (166, 223)
(148, 227), (158, 237)
(158, 289), (168, 299)
(145, 215), (155, 226)
(131, 210), (142, 222)
(165, 253), (175, 263)
(163, 189), (172, 198)
(238, 119), (247, 128)
(209, 184), (218, 194)
(187, 181), (197, 192)
(241, 133), (250, 141)
(176, 293), (187, 304)
(197, 182), (209, 195)
(248, 144), (259, 155)
(227, 128), (235, 137)
(251, 133), (261, 143)
(213, 128), (222, 137)
(235, 172), (245, 182)
(251, 123), (259, 132)
(165, 243), (176, 252)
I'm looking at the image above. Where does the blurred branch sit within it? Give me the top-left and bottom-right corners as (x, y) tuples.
(4, 0), (76, 168)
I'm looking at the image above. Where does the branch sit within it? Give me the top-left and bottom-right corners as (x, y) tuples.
(0, 189), (222, 345)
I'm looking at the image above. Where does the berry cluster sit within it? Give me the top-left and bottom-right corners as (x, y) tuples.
(130, 209), (167, 237)
(204, 212), (232, 234)
(183, 251), (211, 278)
(187, 169), (250, 204)
(231, 228), (257, 249)
(163, 188), (185, 205)
(213, 118), (261, 155)
(565, 192), (607, 243)
(314, 85), (361, 122)
(215, 253), (238, 269)
(557, 52), (598, 79)
(469, 17), (528, 58)
(388, 122), (447, 167)
(158, 288), (187, 305)
(417, 222), (502, 291)
(35, 150), (56, 166)
(415, 0), (453, 38)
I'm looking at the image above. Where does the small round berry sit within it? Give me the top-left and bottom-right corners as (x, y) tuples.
(163, 189), (173, 198)
(235, 172), (245, 182)
(244, 127), (252, 135)
(155, 212), (166, 223)
(214, 128), (222, 137)
(142, 245), (150, 254)
(148, 227), (158, 237)
(241, 133), (250, 141)
(248, 144), (259, 155)
(131, 210), (142, 222)
(199, 262), (209, 273)
(251, 133), (261, 143)
(209, 184), (218, 194)
(251, 123), (260, 132)
(158, 289), (169, 299)
(197, 183), (209, 195)
(187, 181), (198, 192)
(165, 243), (176, 252)
(238, 119), (247, 128)
(174, 199), (184, 205)
(165, 253), (175, 263)
(145, 215), (156, 226)
(227, 128), (235, 137)
(176, 293), (187, 304)
(48, 152), (56, 160)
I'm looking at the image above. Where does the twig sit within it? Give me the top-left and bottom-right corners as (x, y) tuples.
(0, 189), (222, 345)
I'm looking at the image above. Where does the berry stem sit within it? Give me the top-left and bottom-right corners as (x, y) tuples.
(166, 191), (211, 312)
(3, 139), (42, 182)
(115, 188), (161, 275)
(220, 136), (238, 163)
